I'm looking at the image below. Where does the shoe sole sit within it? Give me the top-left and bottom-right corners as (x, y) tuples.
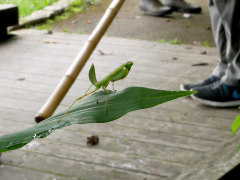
(191, 94), (240, 107)
(172, 8), (202, 13)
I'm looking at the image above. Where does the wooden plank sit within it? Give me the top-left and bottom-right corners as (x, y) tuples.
(1, 56), (212, 81)
(0, 35), (216, 73)
(8, 29), (217, 54)
(0, 116), (219, 153)
(0, 120), (202, 165)
(0, 57), (215, 79)
(1, 150), (165, 180)
(111, 116), (232, 141)
(0, 164), (72, 180)
(168, 132), (240, 180)
(0, 71), (238, 121)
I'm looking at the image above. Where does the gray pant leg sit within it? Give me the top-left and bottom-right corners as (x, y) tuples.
(209, 0), (228, 78)
(212, 0), (240, 86)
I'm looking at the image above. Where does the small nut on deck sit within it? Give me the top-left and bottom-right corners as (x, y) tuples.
(87, 135), (99, 145)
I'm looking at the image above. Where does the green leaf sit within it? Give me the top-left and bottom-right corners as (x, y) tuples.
(0, 87), (195, 153)
(232, 115), (240, 135)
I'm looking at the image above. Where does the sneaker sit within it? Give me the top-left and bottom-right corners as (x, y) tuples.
(139, 0), (173, 16)
(180, 76), (220, 91)
(191, 81), (240, 107)
(162, 0), (202, 13)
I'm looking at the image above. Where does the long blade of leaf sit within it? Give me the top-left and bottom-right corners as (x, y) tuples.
(0, 87), (195, 153)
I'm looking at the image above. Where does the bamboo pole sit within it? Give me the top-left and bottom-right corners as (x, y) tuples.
(35, 0), (125, 123)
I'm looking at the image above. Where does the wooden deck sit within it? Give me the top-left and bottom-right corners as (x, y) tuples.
(0, 29), (240, 180)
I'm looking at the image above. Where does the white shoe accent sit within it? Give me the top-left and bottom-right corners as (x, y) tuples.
(180, 84), (188, 91)
(191, 94), (240, 107)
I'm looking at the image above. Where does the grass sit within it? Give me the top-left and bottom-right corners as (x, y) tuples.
(77, 30), (85, 34)
(156, 38), (183, 45)
(35, 20), (53, 31)
(202, 40), (210, 47)
(35, 0), (83, 31)
(0, 0), (59, 18)
(62, 27), (70, 32)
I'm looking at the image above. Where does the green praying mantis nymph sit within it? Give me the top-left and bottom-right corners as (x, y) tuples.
(58, 61), (133, 122)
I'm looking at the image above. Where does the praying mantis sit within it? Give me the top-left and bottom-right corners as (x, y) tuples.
(58, 61), (133, 122)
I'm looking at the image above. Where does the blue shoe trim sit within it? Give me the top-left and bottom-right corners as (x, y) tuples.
(233, 89), (240, 99)
(222, 84), (229, 95)
(210, 76), (215, 83)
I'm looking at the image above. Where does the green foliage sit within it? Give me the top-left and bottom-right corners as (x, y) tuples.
(34, 0), (83, 31)
(202, 41), (210, 47)
(62, 27), (70, 32)
(232, 115), (240, 135)
(0, 0), (59, 18)
(65, 0), (82, 14)
(58, 11), (73, 20)
(157, 38), (183, 44)
(36, 23), (53, 31)
(69, 6), (82, 13)
(69, 0), (81, 6)
(0, 87), (194, 153)
(77, 30), (85, 34)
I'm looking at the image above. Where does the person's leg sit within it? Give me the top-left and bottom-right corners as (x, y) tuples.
(180, 0), (226, 91)
(139, 0), (172, 16)
(209, 0), (228, 79)
(216, 1), (240, 86)
(191, 0), (240, 107)
(162, 0), (202, 13)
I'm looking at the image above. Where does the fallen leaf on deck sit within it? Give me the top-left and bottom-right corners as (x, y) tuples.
(16, 78), (25, 81)
(86, 20), (91, 24)
(72, 20), (77, 24)
(98, 50), (113, 55)
(192, 63), (209, 66)
(39, 40), (58, 44)
(134, 16), (142, 19)
(200, 50), (207, 54)
(193, 41), (201, 45)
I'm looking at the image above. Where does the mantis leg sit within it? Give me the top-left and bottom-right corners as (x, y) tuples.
(112, 82), (117, 92)
(58, 87), (97, 122)
(79, 85), (93, 102)
(102, 86), (109, 114)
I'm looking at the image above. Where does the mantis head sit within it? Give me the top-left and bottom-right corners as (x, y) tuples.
(125, 61), (133, 70)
